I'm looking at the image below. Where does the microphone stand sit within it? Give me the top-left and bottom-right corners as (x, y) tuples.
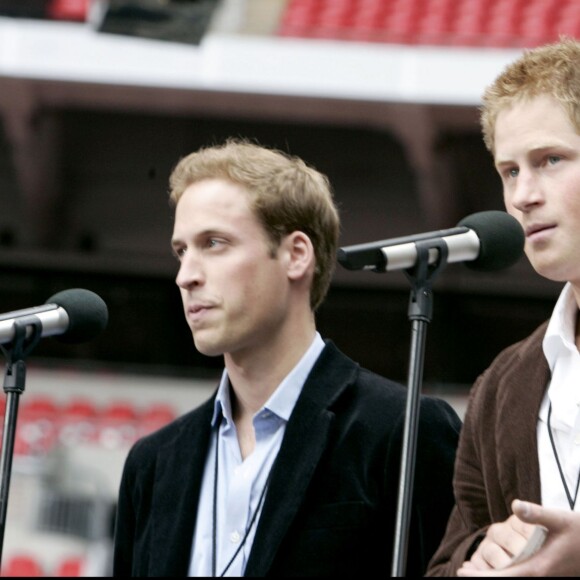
(0, 317), (43, 565)
(391, 239), (448, 577)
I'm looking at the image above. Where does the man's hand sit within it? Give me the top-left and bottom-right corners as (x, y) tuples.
(457, 506), (537, 574)
(457, 499), (580, 577)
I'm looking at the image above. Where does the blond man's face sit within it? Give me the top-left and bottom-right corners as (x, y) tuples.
(171, 178), (294, 360)
(494, 94), (580, 289)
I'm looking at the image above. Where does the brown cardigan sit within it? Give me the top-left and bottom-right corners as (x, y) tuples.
(426, 321), (550, 576)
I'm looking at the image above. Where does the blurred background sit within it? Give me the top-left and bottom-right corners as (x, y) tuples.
(0, 0), (575, 575)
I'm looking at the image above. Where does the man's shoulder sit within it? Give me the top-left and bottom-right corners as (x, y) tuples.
(128, 397), (214, 459)
(329, 350), (460, 426)
(320, 340), (404, 388)
(487, 319), (549, 374)
(464, 319), (550, 419)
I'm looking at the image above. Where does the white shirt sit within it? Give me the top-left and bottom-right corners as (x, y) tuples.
(188, 333), (326, 576)
(539, 283), (580, 511)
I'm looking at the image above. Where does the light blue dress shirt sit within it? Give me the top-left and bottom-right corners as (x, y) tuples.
(188, 333), (325, 576)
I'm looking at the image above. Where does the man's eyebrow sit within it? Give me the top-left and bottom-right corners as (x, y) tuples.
(496, 144), (571, 166)
(170, 229), (225, 246)
(495, 158), (515, 168)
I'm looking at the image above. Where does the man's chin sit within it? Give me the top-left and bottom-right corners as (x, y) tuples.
(530, 258), (571, 284)
(193, 339), (224, 358)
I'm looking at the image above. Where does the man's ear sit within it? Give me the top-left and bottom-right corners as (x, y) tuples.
(284, 231), (315, 280)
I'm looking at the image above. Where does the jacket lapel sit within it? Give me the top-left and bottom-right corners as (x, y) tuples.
(149, 400), (215, 576)
(497, 323), (549, 506)
(245, 342), (358, 576)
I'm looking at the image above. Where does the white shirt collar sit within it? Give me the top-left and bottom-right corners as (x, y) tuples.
(542, 283), (580, 427)
(543, 282), (578, 372)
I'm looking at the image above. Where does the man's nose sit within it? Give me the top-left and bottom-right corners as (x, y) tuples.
(510, 171), (545, 211)
(176, 252), (204, 288)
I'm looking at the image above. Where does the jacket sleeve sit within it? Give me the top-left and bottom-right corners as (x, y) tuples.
(426, 322), (549, 576)
(425, 372), (497, 576)
(404, 396), (463, 577)
(112, 443), (141, 577)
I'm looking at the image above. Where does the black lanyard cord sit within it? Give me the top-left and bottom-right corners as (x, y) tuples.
(211, 418), (271, 577)
(547, 402), (580, 511)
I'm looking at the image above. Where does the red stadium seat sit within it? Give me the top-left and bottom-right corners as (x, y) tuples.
(138, 403), (176, 437)
(1, 554), (44, 577)
(14, 396), (59, 456)
(58, 398), (99, 446)
(46, 0), (90, 22)
(54, 555), (85, 577)
(277, 0), (580, 48)
(97, 401), (139, 449)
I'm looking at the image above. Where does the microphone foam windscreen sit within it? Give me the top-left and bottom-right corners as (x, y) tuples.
(457, 211), (525, 271)
(45, 288), (109, 344)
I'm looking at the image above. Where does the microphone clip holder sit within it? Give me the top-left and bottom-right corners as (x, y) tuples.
(404, 238), (449, 323)
(1, 316), (43, 394)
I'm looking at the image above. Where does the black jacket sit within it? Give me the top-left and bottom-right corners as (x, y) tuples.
(113, 341), (461, 576)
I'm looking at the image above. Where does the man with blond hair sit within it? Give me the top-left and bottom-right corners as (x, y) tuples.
(427, 37), (580, 577)
(112, 138), (461, 577)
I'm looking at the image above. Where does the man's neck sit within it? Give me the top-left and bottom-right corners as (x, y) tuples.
(224, 320), (317, 457)
(227, 332), (315, 411)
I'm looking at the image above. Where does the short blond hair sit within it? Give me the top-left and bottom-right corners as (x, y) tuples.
(481, 36), (580, 154)
(169, 139), (340, 311)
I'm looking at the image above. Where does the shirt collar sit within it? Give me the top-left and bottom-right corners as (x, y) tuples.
(211, 332), (326, 426)
(543, 282), (578, 371)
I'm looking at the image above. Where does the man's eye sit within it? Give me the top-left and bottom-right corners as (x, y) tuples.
(503, 167), (519, 179)
(548, 155), (561, 165)
(173, 247), (186, 259)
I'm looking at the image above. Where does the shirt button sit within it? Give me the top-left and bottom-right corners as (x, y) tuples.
(230, 531), (241, 543)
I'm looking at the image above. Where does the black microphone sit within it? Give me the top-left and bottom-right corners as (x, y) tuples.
(337, 210), (525, 273)
(0, 288), (108, 346)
